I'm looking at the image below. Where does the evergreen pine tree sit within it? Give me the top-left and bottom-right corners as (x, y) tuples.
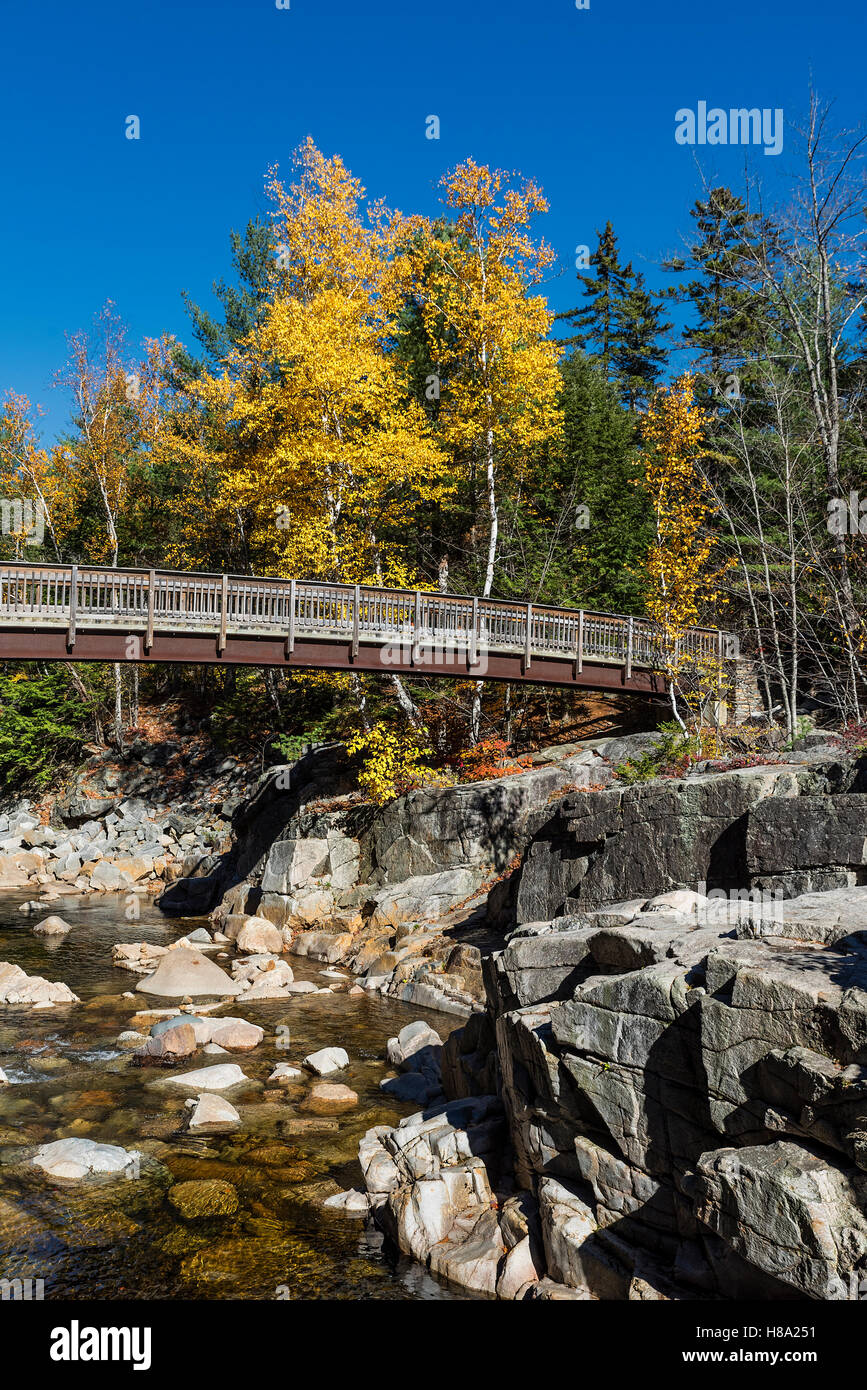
(176, 218), (277, 379)
(556, 221), (625, 375)
(610, 266), (671, 408)
(557, 223), (670, 407)
(663, 187), (767, 392)
(498, 352), (652, 614)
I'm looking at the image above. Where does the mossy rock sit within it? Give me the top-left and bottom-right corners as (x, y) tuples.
(265, 1161), (317, 1184)
(59, 1118), (98, 1137)
(56, 1209), (143, 1251)
(0, 1126), (38, 1146)
(82, 994), (130, 1012)
(164, 1155), (242, 1184)
(137, 1114), (184, 1140)
(179, 1230), (324, 1293)
(168, 1179), (240, 1221)
(157, 1225), (213, 1258)
(272, 1177), (342, 1208)
(244, 1143), (303, 1168)
(34, 1055), (71, 1072)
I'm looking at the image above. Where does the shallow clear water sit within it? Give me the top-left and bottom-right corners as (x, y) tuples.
(0, 892), (468, 1300)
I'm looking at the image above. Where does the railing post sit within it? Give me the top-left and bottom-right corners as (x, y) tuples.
(715, 628), (727, 727)
(285, 579), (296, 658)
(66, 564), (78, 650)
(470, 596), (479, 667)
(352, 584), (360, 658)
(412, 589), (421, 665)
(218, 572), (228, 654)
(524, 602), (532, 672)
(626, 616), (634, 681)
(574, 610), (584, 678)
(145, 569), (155, 652)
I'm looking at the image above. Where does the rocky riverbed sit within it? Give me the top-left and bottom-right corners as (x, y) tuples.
(0, 729), (257, 902)
(4, 727), (867, 1302)
(0, 892), (467, 1300)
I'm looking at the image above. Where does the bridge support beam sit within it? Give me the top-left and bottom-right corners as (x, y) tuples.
(0, 625), (668, 697)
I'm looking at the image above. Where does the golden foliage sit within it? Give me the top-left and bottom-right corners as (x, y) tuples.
(164, 139), (450, 587)
(412, 159), (562, 514)
(0, 393), (76, 557)
(346, 725), (432, 805)
(639, 375), (733, 721)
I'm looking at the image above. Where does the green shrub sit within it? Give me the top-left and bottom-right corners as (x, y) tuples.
(614, 722), (695, 785)
(0, 667), (86, 791)
(272, 723), (329, 763)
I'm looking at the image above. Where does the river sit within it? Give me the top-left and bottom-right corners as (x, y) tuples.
(0, 893), (468, 1300)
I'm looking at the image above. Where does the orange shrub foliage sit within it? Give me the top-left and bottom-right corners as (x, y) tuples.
(448, 737), (531, 783)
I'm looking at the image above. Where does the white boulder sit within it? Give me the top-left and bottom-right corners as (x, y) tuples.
(33, 915), (72, 936)
(268, 1063), (303, 1083)
(0, 960), (78, 1006)
(303, 1046), (349, 1076)
(188, 1093), (240, 1131)
(138, 947), (240, 998)
(158, 1064), (250, 1092)
(322, 1188), (370, 1216)
(32, 1138), (140, 1181)
(235, 917), (284, 955)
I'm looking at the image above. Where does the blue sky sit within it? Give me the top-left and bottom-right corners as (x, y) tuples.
(2, 0), (864, 443)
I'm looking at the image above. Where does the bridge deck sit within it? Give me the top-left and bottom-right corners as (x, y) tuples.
(0, 563), (724, 695)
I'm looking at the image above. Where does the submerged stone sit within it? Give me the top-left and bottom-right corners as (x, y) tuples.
(168, 1178), (239, 1220)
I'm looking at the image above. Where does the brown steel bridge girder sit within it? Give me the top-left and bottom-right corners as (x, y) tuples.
(0, 626), (668, 697)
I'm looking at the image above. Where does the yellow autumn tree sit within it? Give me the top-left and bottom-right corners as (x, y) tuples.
(0, 393), (76, 558)
(639, 374), (730, 729)
(346, 724), (433, 805)
(411, 159), (562, 737)
(167, 139), (449, 591)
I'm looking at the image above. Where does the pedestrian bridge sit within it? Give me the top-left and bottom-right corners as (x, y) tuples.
(0, 562), (727, 698)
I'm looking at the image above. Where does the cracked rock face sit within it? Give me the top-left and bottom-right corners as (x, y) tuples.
(351, 748), (867, 1300)
(514, 760), (867, 921)
(488, 884), (867, 1299)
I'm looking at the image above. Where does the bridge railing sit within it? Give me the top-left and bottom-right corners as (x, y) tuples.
(0, 562), (723, 671)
